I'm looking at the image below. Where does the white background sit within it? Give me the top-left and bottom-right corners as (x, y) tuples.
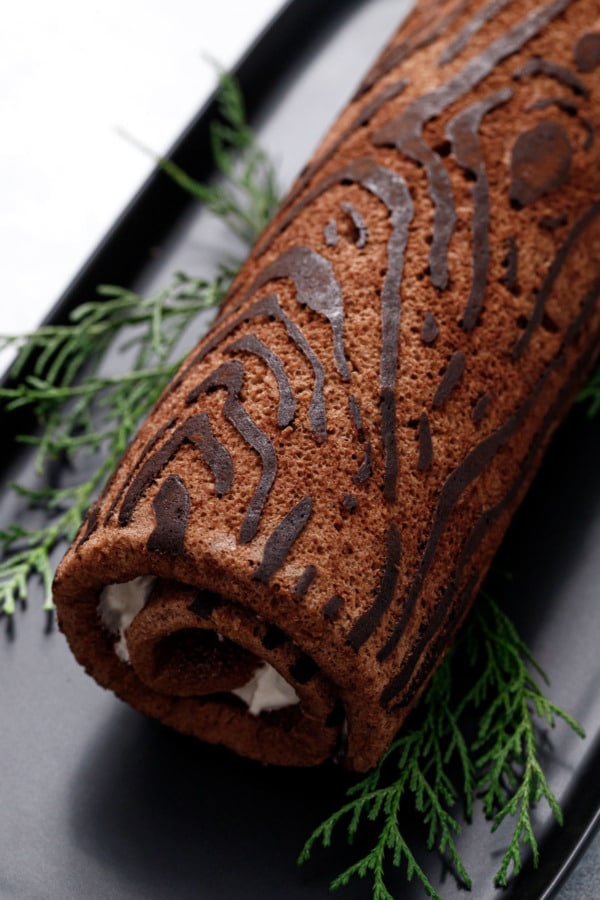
(0, 0), (284, 340)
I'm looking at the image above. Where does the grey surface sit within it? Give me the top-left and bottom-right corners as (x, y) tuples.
(559, 832), (600, 900)
(1, 1), (600, 898)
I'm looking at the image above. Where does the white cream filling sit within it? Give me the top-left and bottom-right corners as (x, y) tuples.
(231, 663), (300, 715)
(98, 575), (155, 662)
(98, 578), (300, 714)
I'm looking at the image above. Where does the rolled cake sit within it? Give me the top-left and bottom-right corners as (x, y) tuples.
(53, 0), (600, 771)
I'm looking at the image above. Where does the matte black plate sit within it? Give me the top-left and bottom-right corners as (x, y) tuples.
(1, 2), (599, 898)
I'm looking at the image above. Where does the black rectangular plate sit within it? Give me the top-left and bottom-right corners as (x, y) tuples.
(1, 2), (599, 898)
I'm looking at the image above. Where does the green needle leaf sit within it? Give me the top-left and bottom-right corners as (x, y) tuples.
(300, 592), (586, 898)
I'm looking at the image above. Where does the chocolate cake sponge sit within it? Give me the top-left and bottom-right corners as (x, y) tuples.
(54, 0), (600, 771)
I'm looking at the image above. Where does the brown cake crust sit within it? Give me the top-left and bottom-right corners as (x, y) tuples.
(54, 0), (600, 771)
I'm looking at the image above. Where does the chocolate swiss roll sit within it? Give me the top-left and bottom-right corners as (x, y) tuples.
(53, 0), (600, 772)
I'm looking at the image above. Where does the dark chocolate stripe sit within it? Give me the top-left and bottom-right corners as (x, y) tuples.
(147, 474), (191, 555)
(255, 157), (414, 387)
(472, 392), (492, 422)
(582, 119), (595, 151)
(181, 294), (326, 439)
(381, 570), (480, 707)
(241, 246), (350, 381)
(421, 311), (440, 344)
(513, 200), (600, 357)
(186, 361), (276, 544)
(513, 55), (590, 96)
(353, 442), (373, 484)
(253, 496), (313, 584)
(357, 0), (470, 95)
(527, 96), (595, 150)
(526, 95), (594, 150)
(323, 595), (344, 620)
(118, 413), (233, 528)
(255, 158), (413, 503)
(76, 502), (100, 548)
(377, 408), (518, 660)
(348, 163), (413, 502)
(526, 96), (578, 116)
(539, 213), (567, 231)
(190, 416), (236, 497)
(346, 523), (401, 650)
(373, 0), (573, 290)
(324, 220), (338, 247)
(293, 564), (317, 598)
(348, 394), (366, 442)
(418, 412), (434, 471)
(225, 334), (296, 429)
(268, 79), (409, 228)
(502, 235), (519, 293)
(374, 132), (455, 292)
(383, 286), (600, 705)
(509, 121), (572, 208)
(342, 493), (358, 512)
(432, 351), (466, 407)
(104, 417), (177, 527)
(380, 389), (398, 501)
(445, 89), (513, 330)
(574, 33), (600, 72)
(340, 201), (368, 248)
(438, 0), (513, 66)
(378, 272), (600, 666)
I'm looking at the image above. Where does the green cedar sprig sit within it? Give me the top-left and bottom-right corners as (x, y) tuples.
(469, 592), (585, 886)
(300, 592), (585, 897)
(299, 646), (475, 900)
(578, 364), (600, 418)
(0, 275), (225, 616)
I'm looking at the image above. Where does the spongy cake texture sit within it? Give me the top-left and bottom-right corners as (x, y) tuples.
(54, 0), (600, 771)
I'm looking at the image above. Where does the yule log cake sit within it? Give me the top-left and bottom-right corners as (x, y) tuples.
(53, 0), (600, 772)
